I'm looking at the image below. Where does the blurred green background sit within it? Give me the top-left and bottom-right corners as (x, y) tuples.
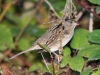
(0, 0), (67, 67)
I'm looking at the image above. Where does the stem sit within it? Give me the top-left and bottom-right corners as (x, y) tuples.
(41, 53), (51, 73)
(66, 66), (71, 75)
(75, 9), (85, 21)
(51, 55), (56, 75)
(44, 0), (59, 18)
(0, 1), (12, 22)
(89, 8), (94, 32)
(74, 0), (100, 19)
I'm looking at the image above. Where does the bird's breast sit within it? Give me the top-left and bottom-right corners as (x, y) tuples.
(62, 34), (73, 47)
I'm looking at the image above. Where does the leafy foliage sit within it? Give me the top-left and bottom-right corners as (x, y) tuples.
(63, 47), (71, 56)
(88, 29), (100, 44)
(29, 62), (47, 72)
(18, 37), (30, 50)
(69, 56), (84, 72)
(88, 0), (100, 5)
(80, 67), (92, 75)
(70, 28), (90, 50)
(91, 66), (100, 75)
(0, 25), (14, 51)
(96, 6), (100, 14)
(60, 47), (71, 68)
(78, 45), (100, 58)
(60, 56), (71, 68)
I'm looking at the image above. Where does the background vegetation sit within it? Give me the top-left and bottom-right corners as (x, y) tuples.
(0, 0), (100, 75)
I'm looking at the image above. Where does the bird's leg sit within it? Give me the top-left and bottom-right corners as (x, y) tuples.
(53, 52), (63, 63)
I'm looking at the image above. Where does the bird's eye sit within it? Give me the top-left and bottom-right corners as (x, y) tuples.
(71, 19), (76, 23)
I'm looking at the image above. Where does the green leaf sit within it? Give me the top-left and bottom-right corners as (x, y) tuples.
(60, 47), (71, 68)
(92, 66), (100, 75)
(70, 28), (90, 50)
(96, 6), (100, 14)
(80, 67), (92, 75)
(0, 25), (14, 51)
(88, 0), (100, 5)
(60, 56), (71, 68)
(63, 47), (71, 56)
(29, 62), (44, 71)
(29, 62), (56, 73)
(88, 29), (100, 44)
(69, 56), (84, 72)
(78, 45), (100, 58)
(88, 50), (100, 61)
(18, 37), (30, 50)
(37, 42), (51, 53)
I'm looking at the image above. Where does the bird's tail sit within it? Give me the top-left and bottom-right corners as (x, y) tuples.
(10, 46), (40, 59)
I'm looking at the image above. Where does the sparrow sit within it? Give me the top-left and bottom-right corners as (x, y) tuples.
(10, 0), (78, 59)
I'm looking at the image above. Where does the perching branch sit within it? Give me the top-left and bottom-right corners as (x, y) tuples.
(44, 0), (60, 18)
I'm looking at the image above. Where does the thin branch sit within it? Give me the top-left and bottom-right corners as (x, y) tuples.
(74, 0), (100, 19)
(0, 68), (14, 75)
(44, 0), (60, 18)
(0, 0), (17, 22)
(41, 53), (51, 73)
(50, 55), (56, 75)
(66, 66), (71, 75)
(37, 43), (55, 74)
(89, 8), (94, 32)
(6, 70), (14, 75)
(75, 9), (85, 21)
(0, 1), (12, 22)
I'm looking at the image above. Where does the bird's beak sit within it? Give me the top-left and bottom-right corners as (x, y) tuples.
(76, 22), (79, 26)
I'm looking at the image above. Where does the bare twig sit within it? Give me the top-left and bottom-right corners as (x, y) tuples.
(0, 0), (17, 22)
(0, 1), (12, 22)
(37, 43), (56, 74)
(0, 68), (14, 75)
(74, 0), (100, 19)
(6, 70), (14, 75)
(41, 53), (51, 73)
(43, 0), (61, 26)
(75, 9), (85, 21)
(38, 43), (56, 74)
(66, 66), (71, 75)
(44, 0), (59, 18)
(89, 8), (94, 32)
(50, 55), (56, 75)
